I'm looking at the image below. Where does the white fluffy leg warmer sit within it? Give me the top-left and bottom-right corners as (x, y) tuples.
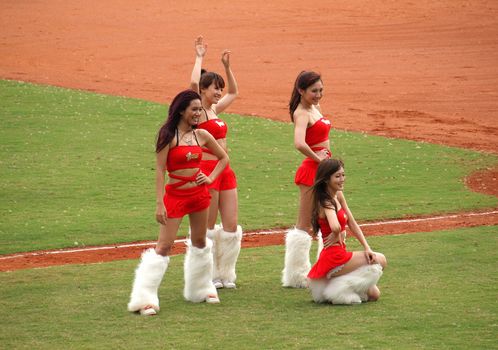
(311, 264), (383, 304)
(183, 238), (218, 303)
(127, 248), (169, 313)
(206, 224), (221, 283)
(281, 228), (312, 288)
(215, 226), (242, 285)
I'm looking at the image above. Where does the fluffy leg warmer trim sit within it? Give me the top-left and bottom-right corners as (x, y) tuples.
(127, 248), (169, 312)
(215, 225), (242, 285)
(183, 238), (218, 303)
(322, 264), (383, 304)
(206, 225), (221, 283)
(281, 228), (312, 288)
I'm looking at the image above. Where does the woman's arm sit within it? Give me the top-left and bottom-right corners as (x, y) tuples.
(190, 36), (207, 93)
(195, 130), (229, 184)
(293, 111), (324, 162)
(155, 146), (169, 225)
(337, 191), (376, 263)
(214, 50), (238, 114)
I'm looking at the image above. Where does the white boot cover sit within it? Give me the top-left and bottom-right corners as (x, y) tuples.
(323, 264), (383, 304)
(183, 238), (218, 303)
(308, 279), (328, 303)
(217, 226), (243, 284)
(281, 228), (312, 288)
(207, 225), (221, 282)
(127, 248), (169, 312)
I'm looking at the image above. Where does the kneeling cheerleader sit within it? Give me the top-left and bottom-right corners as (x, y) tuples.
(307, 159), (387, 304)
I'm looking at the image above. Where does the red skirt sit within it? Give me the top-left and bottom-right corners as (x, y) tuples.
(200, 160), (237, 191)
(294, 158), (319, 186)
(308, 244), (353, 279)
(163, 184), (211, 218)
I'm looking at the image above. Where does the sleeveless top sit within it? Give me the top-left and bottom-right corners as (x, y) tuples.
(196, 108), (228, 154)
(166, 129), (203, 172)
(318, 208), (348, 239)
(305, 117), (331, 146)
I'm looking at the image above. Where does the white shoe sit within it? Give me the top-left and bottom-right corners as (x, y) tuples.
(139, 306), (157, 316)
(213, 279), (224, 289)
(206, 294), (220, 304)
(223, 281), (236, 289)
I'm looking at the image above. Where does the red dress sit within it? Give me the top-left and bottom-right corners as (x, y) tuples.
(197, 117), (237, 191)
(163, 144), (211, 218)
(308, 208), (353, 279)
(294, 117), (332, 186)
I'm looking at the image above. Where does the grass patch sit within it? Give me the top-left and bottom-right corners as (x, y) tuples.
(0, 226), (496, 349)
(1, 79), (497, 254)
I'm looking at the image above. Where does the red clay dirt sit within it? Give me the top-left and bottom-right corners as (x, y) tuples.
(0, 1), (497, 271)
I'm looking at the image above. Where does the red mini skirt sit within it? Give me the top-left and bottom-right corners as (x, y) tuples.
(307, 244), (353, 279)
(200, 160), (237, 191)
(163, 184), (211, 218)
(294, 158), (319, 187)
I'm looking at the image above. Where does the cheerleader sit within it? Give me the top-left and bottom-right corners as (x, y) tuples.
(189, 36), (242, 289)
(128, 90), (229, 315)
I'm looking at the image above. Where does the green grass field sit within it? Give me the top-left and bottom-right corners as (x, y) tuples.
(0, 227), (496, 349)
(1, 80), (497, 255)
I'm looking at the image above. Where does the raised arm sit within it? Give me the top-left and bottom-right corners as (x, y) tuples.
(190, 36), (207, 93)
(155, 145), (169, 225)
(214, 50), (238, 114)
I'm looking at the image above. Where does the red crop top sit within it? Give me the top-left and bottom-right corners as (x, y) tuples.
(166, 145), (203, 172)
(305, 117), (331, 146)
(318, 208), (348, 239)
(197, 118), (228, 140)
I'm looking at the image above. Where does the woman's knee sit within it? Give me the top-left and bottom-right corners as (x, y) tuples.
(155, 243), (172, 256)
(375, 253), (387, 269)
(368, 286), (381, 301)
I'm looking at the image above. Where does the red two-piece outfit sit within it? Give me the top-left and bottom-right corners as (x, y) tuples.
(163, 133), (211, 218)
(196, 116), (237, 191)
(294, 117), (332, 186)
(308, 208), (353, 279)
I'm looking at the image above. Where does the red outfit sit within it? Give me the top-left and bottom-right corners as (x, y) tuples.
(197, 117), (237, 191)
(294, 117), (332, 186)
(163, 141), (211, 218)
(308, 208), (353, 279)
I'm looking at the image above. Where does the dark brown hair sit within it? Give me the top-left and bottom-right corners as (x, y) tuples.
(199, 70), (225, 92)
(289, 71), (322, 122)
(310, 158), (345, 234)
(156, 90), (201, 153)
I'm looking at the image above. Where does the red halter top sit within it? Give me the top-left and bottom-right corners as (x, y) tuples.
(166, 130), (203, 188)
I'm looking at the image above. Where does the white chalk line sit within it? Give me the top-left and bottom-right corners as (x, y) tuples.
(1, 210), (497, 261)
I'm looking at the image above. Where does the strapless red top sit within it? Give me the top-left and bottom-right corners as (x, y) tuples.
(318, 208), (348, 239)
(305, 117), (331, 146)
(166, 145), (203, 172)
(197, 118), (228, 140)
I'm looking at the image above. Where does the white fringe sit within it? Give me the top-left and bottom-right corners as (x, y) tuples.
(183, 238), (218, 303)
(281, 228), (312, 288)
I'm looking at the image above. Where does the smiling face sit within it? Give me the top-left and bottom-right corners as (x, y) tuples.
(300, 80), (323, 106)
(328, 166), (345, 192)
(202, 82), (223, 104)
(181, 99), (202, 126)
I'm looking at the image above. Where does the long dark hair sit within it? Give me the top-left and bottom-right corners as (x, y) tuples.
(310, 158), (345, 234)
(289, 71), (322, 122)
(156, 90), (201, 153)
(199, 70), (225, 92)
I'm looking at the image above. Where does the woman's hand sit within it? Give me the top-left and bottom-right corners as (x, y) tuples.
(196, 171), (212, 185)
(155, 205), (167, 225)
(364, 249), (377, 264)
(195, 36), (207, 58)
(315, 149), (331, 162)
(323, 232), (345, 249)
(221, 49), (231, 68)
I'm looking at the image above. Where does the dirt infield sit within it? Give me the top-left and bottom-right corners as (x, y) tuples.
(0, 1), (497, 270)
